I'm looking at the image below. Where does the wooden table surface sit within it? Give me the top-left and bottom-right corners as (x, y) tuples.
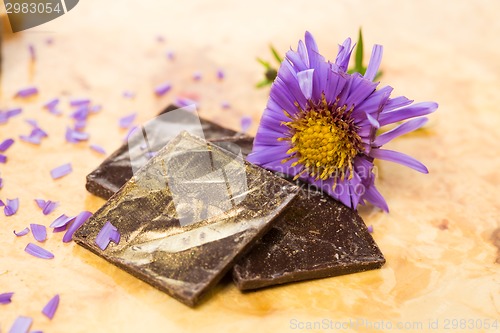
(1, 1), (499, 332)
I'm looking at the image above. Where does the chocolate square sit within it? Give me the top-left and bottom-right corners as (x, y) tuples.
(232, 185), (385, 290)
(85, 104), (252, 199)
(75, 132), (298, 306)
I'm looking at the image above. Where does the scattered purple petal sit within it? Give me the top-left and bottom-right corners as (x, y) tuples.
(19, 121), (48, 145)
(122, 91), (135, 99)
(30, 331), (43, 333)
(0, 199), (4, 206)
(24, 243), (54, 259)
(0, 292), (14, 304)
(19, 135), (41, 145)
(174, 97), (197, 108)
(156, 35), (165, 43)
(50, 163), (72, 180)
(119, 113), (137, 129)
(14, 227), (30, 237)
(74, 119), (87, 131)
(90, 144), (106, 155)
(166, 50), (175, 60)
(8, 316), (32, 333)
(43, 98), (59, 110)
(50, 214), (75, 230)
(367, 225), (374, 233)
(4, 198), (19, 216)
(0, 177), (3, 189)
(46, 37), (53, 45)
(70, 106), (89, 121)
(65, 127), (89, 143)
(192, 71), (202, 81)
(240, 115), (252, 133)
(69, 98), (90, 107)
(154, 82), (172, 96)
(0, 138), (15, 152)
(35, 199), (46, 209)
(15, 86), (38, 98)
(42, 201), (58, 215)
(42, 294), (60, 320)
(0, 154), (6, 163)
(28, 44), (36, 61)
(95, 221), (121, 250)
(217, 69), (225, 80)
(30, 224), (47, 242)
(7, 108), (23, 118)
(220, 101), (230, 109)
(62, 211), (92, 242)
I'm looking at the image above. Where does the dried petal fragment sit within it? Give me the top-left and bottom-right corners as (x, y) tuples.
(0, 291), (14, 304)
(43, 98), (59, 110)
(30, 224), (47, 242)
(41, 294), (60, 320)
(24, 243), (54, 259)
(95, 221), (120, 250)
(15, 86), (38, 98)
(50, 214), (75, 229)
(154, 82), (171, 96)
(0, 154), (6, 163)
(8, 316), (32, 333)
(14, 227), (30, 237)
(118, 113), (137, 129)
(65, 127), (89, 143)
(42, 201), (58, 215)
(90, 144), (106, 154)
(62, 211), (92, 242)
(50, 163), (72, 179)
(0, 138), (14, 152)
(240, 116), (252, 133)
(69, 98), (90, 107)
(4, 198), (19, 216)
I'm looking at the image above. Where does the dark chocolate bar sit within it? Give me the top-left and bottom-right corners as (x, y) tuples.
(232, 186), (385, 290)
(75, 132), (298, 306)
(86, 104), (252, 199)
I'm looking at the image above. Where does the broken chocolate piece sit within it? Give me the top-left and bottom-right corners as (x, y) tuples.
(86, 104), (252, 199)
(75, 132), (298, 306)
(232, 185), (385, 290)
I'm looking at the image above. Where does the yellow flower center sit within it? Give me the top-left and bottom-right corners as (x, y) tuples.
(280, 95), (363, 181)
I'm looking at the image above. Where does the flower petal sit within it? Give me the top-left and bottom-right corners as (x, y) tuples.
(0, 138), (14, 152)
(374, 117), (429, 146)
(90, 144), (106, 154)
(42, 201), (58, 215)
(50, 163), (72, 179)
(335, 37), (353, 72)
(42, 294), (60, 320)
(118, 113), (137, 129)
(365, 112), (380, 128)
(14, 227), (30, 237)
(362, 184), (389, 212)
(0, 292), (14, 304)
(50, 214), (75, 229)
(95, 221), (121, 250)
(8, 316), (32, 333)
(30, 224), (47, 242)
(378, 102), (438, 126)
(297, 69), (314, 100)
(25, 243), (54, 259)
(370, 148), (428, 173)
(62, 211), (92, 242)
(4, 198), (19, 216)
(364, 44), (383, 81)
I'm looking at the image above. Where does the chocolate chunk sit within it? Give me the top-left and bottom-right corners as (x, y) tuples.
(232, 186), (385, 290)
(74, 132), (298, 307)
(85, 104), (252, 199)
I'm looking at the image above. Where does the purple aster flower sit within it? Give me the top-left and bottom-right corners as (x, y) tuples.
(247, 32), (438, 211)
